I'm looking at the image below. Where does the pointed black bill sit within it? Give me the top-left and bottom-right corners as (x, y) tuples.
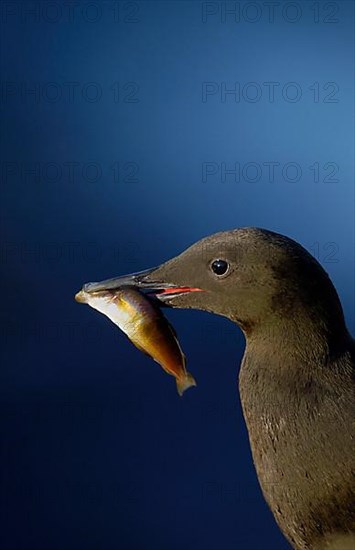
(80, 267), (203, 304)
(81, 267), (170, 293)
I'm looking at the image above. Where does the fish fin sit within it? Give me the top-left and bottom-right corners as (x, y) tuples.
(165, 319), (178, 338)
(165, 321), (188, 369)
(176, 372), (197, 397)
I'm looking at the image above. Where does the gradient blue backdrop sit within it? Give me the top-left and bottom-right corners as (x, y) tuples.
(1, 1), (354, 549)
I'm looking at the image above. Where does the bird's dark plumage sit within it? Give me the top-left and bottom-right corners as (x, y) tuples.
(89, 228), (355, 549)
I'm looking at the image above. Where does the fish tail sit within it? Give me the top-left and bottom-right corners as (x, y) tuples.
(176, 372), (197, 397)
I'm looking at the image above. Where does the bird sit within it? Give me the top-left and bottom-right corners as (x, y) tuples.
(83, 228), (355, 550)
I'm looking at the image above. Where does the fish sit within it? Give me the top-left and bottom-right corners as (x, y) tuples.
(75, 286), (196, 396)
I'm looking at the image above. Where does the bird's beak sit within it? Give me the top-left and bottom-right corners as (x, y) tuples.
(77, 266), (203, 305)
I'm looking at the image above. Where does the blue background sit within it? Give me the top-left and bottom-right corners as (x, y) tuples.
(1, 1), (354, 549)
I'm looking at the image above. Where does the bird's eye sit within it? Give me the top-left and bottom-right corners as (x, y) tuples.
(211, 259), (229, 276)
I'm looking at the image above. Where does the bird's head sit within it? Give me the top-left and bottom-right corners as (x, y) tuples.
(80, 227), (344, 337)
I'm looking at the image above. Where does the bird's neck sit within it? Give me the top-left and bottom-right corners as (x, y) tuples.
(242, 297), (350, 368)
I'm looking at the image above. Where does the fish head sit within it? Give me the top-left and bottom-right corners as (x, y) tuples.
(75, 287), (147, 334)
(75, 288), (113, 304)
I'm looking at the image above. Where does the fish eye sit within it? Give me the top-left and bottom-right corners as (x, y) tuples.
(211, 259), (230, 277)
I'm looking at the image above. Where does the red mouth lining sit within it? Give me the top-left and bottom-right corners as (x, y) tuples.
(158, 287), (203, 295)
